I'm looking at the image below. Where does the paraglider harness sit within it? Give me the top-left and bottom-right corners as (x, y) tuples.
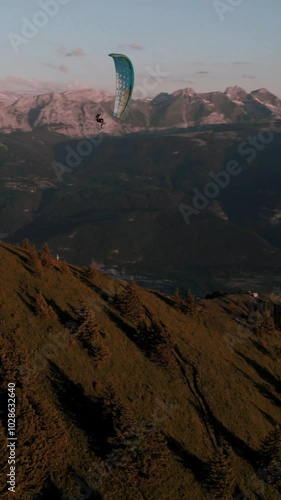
(96, 113), (105, 128)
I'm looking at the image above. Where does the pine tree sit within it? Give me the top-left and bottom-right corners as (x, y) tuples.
(34, 292), (56, 320)
(108, 422), (169, 487)
(114, 279), (143, 321)
(39, 400), (69, 474)
(174, 288), (198, 314)
(14, 392), (49, 498)
(100, 384), (159, 486)
(135, 316), (174, 368)
(28, 246), (42, 274)
(38, 243), (53, 267)
(259, 425), (281, 484)
(255, 306), (275, 336)
(101, 385), (124, 429)
(174, 288), (183, 310)
(15, 392), (69, 499)
(150, 318), (174, 368)
(204, 446), (236, 498)
(77, 308), (99, 343)
(75, 303), (108, 361)
(182, 289), (198, 315)
(21, 238), (33, 251)
(76, 302), (91, 324)
(84, 265), (96, 280)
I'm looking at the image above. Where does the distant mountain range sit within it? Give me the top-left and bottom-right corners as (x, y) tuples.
(0, 86), (281, 137)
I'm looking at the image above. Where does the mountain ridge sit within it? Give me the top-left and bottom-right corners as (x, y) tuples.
(0, 86), (280, 137)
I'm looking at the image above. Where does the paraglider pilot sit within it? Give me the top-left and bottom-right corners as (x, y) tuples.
(96, 113), (105, 129)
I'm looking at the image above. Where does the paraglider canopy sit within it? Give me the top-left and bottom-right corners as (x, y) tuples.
(108, 53), (134, 119)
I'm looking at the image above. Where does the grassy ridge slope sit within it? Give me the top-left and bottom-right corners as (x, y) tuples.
(0, 242), (280, 499)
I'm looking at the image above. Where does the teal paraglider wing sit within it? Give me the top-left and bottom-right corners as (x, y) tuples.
(108, 53), (134, 118)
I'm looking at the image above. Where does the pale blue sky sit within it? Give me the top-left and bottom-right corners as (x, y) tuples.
(0, 0), (280, 97)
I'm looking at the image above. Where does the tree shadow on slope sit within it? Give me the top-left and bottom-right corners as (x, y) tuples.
(231, 363), (281, 408)
(72, 272), (116, 312)
(48, 298), (73, 325)
(37, 469), (103, 500)
(0, 243), (29, 265)
(48, 362), (114, 458)
(237, 352), (280, 394)
(203, 406), (259, 465)
(254, 382), (281, 408)
(17, 291), (35, 314)
(73, 267), (116, 302)
(176, 363), (260, 465)
(251, 339), (272, 357)
(151, 290), (176, 308)
(105, 307), (174, 368)
(36, 479), (62, 499)
(167, 436), (255, 499)
(166, 436), (206, 482)
(77, 274), (104, 296)
(104, 307), (139, 344)
(252, 403), (277, 426)
(78, 337), (106, 362)
(104, 307), (154, 359)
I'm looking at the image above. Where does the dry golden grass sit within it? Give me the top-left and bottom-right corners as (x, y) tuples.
(0, 242), (280, 499)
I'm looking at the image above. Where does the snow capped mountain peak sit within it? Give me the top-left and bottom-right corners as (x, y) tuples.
(172, 87), (197, 98)
(252, 88), (269, 94)
(250, 88), (281, 115)
(251, 88), (277, 101)
(0, 90), (18, 104)
(225, 86), (248, 100)
(61, 88), (114, 102)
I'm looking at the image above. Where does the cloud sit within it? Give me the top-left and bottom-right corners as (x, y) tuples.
(57, 45), (86, 57)
(66, 48), (86, 57)
(231, 61), (248, 65)
(242, 74), (256, 79)
(117, 43), (144, 51)
(170, 78), (194, 84)
(129, 44), (144, 51)
(45, 63), (69, 73)
(195, 71), (210, 78)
